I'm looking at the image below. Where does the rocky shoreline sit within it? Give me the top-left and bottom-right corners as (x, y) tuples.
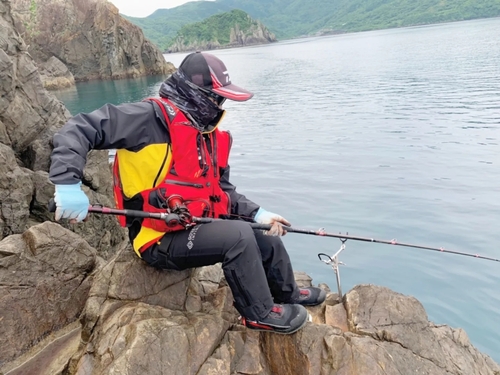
(1, 226), (498, 374)
(167, 20), (277, 53)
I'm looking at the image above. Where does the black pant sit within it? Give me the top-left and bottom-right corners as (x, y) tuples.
(141, 220), (299, 321)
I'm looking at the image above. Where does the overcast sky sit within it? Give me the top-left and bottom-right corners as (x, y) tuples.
(108, 0), (212, 18)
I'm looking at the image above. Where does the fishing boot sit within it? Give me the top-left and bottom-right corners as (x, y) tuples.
(292, 287), (327, 306)
(241, 303), (308, 334)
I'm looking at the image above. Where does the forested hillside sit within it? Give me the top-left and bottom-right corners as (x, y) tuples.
(125, 2), (232, 51)
(321, 0), (500, 33)
(125, 0), (500, 51)
(168, 9), (276, 52)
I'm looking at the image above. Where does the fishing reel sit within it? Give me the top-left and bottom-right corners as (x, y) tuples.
(164, 194), (193, 228)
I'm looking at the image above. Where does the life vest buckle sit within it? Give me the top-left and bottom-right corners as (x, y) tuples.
(209, 195), (221, 203)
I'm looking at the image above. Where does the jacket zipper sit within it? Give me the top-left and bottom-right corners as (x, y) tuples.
(152, 146), (169, 188)
(198, 133), (209, 177)
(203, 134), (217, 215)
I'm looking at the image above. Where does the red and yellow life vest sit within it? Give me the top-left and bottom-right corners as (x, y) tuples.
(113, 97), (232, 254)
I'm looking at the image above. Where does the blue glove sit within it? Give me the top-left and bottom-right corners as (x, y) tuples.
(54, 183), (89, 222)
(254, 207), (291, 236)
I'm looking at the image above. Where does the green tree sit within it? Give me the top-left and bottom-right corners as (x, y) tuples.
(169, 9), (272, 51)
(124, 0), (500, 50)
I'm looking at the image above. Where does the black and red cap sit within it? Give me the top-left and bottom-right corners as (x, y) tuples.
(178, 51), (254, 101)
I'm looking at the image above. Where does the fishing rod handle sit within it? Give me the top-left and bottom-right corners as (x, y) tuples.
(247, 222), (299, 232)
(192, 217), (272, 230)
(49, 200), (297, 234)
(48, 199), (179, 223)
(250, 223), (274, 230)
(48, 199), (106, 214)
(241, 222), (293, 232)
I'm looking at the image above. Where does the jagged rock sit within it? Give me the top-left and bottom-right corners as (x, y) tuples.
(0, 222), (97, 369)
(38, 56), (75, 90)
(10, 0), (175, 82)
(78, 243), (192, 341)
(0, 0), (127, 252)
(79, 303), (229, 375)
(344, 284), (500, 374)
(1, 221), (499, 375)
(229, 21), (276, 46)
(68, 276), (500, 375)
(325, 303), (349, 331)
(0, 143), (34, 237)
(0, 0), (69, 168)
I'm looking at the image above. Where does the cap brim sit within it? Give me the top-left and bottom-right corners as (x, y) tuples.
(212, 84), (254, 101)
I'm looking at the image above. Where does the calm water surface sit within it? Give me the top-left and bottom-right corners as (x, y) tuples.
(54, 18), (500, 361)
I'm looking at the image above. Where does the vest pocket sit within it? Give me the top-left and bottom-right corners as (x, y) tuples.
(164, 179), (204, 188)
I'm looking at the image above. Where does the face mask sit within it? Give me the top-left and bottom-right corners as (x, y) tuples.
(159, 71), (224, 130)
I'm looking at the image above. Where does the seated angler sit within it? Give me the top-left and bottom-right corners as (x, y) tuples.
(49, 51), (326, 334)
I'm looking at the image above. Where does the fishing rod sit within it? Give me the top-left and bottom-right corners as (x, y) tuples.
(48, 201), (500, 299)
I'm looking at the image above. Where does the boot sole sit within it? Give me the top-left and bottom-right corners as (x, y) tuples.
(241, 313), (310, 334)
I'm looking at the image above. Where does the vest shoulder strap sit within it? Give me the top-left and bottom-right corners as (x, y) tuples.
(144, 97), (177, 126)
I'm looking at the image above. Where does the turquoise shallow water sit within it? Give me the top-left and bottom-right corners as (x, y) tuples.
(54, 18), (500, 361)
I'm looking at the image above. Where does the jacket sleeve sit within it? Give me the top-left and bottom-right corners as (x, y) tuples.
(49, 101), (169, 185)
(219, 165), (260, 221)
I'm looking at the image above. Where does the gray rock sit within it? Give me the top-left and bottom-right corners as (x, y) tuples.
(344, 284), (500, 374)
(0, 0), (127, 252)
(10, 0), (175, 81)
(0, 144), (34, 238)
(0, 222), (97, 368)
(39, 56), (76, 90)
(0, 0), (69, 163)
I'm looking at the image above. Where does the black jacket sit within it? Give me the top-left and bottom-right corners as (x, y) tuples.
(49, 101), (260, 219)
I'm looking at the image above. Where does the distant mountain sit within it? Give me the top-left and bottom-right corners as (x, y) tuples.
(125, 0), (500, 51)
(124, 2), (232, 51)
(167, 9), (276, 53)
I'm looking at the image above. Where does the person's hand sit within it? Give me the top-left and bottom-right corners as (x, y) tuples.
(254, 207), (291, 236)
(54, 183), (89, 223)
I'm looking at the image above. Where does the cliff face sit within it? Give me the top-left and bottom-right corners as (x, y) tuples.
(168, 20), (276, 53)
(0, 0), (125, 268)
(0, 0), (69, 169)
(10, 0), (175, 82)
(229, 21), (276, 46)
